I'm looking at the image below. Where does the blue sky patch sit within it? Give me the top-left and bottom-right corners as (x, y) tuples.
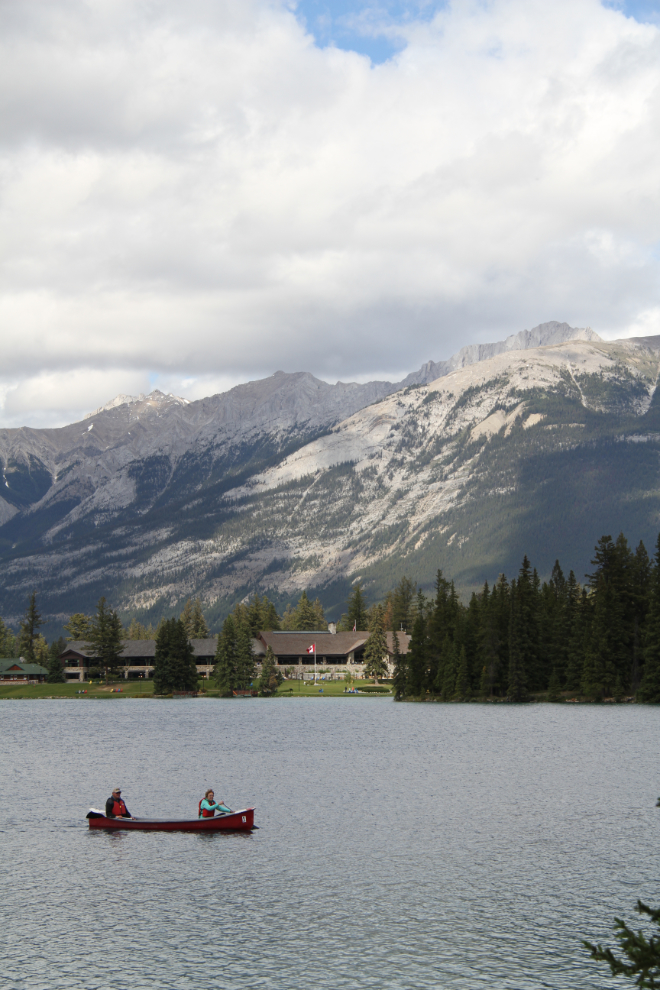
(293, 1), (441, 63)
(293, 1), (660, 64)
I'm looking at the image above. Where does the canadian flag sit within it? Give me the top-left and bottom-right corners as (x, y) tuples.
(353, 621), (356, 632)
(306, 644), (315, 654)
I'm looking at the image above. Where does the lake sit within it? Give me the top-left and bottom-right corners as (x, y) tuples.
(1, 699), (658, 989)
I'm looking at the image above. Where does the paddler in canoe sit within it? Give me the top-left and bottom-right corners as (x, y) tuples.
(105, 787), (134, 819)
(199, 788), (232, 818)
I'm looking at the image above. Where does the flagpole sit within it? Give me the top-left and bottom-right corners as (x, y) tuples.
(314, 644), (316, 685)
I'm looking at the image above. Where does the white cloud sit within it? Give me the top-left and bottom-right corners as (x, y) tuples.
(0, 368), (151, 428)
(1, 0), (660, 426)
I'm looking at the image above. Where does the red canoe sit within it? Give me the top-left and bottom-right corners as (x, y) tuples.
(86, 807), (255, 832)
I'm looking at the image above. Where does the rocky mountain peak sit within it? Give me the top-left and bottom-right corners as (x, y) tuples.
(399, 321), (602, 387)
(84, 389), (189, 420)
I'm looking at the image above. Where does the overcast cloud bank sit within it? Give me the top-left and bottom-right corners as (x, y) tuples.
(1, 0), (660, 427)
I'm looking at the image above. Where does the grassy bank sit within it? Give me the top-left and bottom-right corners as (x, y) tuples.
(0, 679), (391, 700)
(273, 680), (391, 698)
(0, 681), (156, 700)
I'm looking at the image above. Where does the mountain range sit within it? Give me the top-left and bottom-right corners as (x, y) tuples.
(2, 320), (657, 633)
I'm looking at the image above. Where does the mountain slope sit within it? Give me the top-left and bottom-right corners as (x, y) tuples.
(5, 323), (647, 629)
(0, 321), (595, 553)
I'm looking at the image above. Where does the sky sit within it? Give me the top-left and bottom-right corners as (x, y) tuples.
(1, 0), (660, 427)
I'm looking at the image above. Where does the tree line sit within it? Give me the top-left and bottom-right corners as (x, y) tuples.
(4, 531), (660, 700)
(390, 532), (660, 703)
(0, 594), (212, 684)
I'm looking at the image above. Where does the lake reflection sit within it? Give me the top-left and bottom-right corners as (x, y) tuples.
(1, 699), (658, 989)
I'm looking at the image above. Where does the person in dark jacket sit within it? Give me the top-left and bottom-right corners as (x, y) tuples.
(106, 787), (132, 818)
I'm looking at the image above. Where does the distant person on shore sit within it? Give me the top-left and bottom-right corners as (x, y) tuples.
(199, 789), (231, 818)
(106, 787), (132, 818)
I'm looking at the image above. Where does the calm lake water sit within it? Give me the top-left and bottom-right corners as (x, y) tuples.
(1, 698), (658, 989)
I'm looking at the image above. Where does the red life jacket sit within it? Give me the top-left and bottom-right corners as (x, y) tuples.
(199, 799), (215, 818)
(112, 798), (128, 817)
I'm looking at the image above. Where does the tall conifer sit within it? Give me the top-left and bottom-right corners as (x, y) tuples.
(508, 579), (528, 701)
(406, 594), (428, 696)
(391, 631), (406, 700)
(641, 533), (660, 703)
(363, 604), (388, 682)
(213, 615), (237, 695)
(153, 618), (198, 693)
(18, 591), (41, 662)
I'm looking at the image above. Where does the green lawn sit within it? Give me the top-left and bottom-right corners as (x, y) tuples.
(273, 679), (392, 698)
(0, 680), (156, 700)
(0, 678), (392, 700)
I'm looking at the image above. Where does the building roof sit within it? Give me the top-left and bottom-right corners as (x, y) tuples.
(61, 641), (96, 659)
(59, 630), (409, 665)
(258, 630), (410, 657)
(61, 638), (222, 662)
(0, 659), (49, 676)
(259, 630), (369, 657)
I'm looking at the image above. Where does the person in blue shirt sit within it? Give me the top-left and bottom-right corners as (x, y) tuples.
(199, 788), (232, 818)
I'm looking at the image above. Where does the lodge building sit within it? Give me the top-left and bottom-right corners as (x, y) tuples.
(0, 659), (49, 683)
(59, 629), (410, 681)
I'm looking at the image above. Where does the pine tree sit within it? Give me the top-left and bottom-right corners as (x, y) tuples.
(479, 664), (489, 699)
(46, 638), (65, 682)
(428, 570), (455, 688)
(280, 603), (297, 629)
(478, 582), (499, 698)
(296, 591), (317, 629)
(180, 598), (209, 639)
(391, 631), (407, 700)
(311, 597), (326, 630)
(153, 618), (198, 694)
(586, 534), (634, 695)
(213, 615), (237, 695)
(461, 593), (480, 694)
(281, 591), (324, 631)
(454, 646), (470, 700)
(584, 899), (660, 986)
(261, 597), (281, 632)
(345, 583), (369, 631)
(564, 573), (584, 692)
(508, 579), (528, 702)
(18, 591), (42, 662)
(507, 557), (538, 700)
(190, 599), (209, 638)
(180, 598), (194, 636)
(641, 533), (660, 703)
(244, 595), (281, 634)
(441, 641), (458, 700)
(33, 634), (50, 666)
(547, 667), (561, 702)
(0, 617), (16, 658)
(491, 573), (511, 696)
(544, 560), (569, 687)
(363, 604), (389, 682)
(390, 576), (417, 634)
(126, 618), (155, 640)
(64, 613), (92, 641)
(247, 595), (264, 636)
(235, 624), (256, 689)
(406, 592), (428, 696)
(257, 646), (281, 695)
(89, 597), (125, 680)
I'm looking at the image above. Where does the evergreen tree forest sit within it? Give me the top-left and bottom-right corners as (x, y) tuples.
(395, 533), (660, 703)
